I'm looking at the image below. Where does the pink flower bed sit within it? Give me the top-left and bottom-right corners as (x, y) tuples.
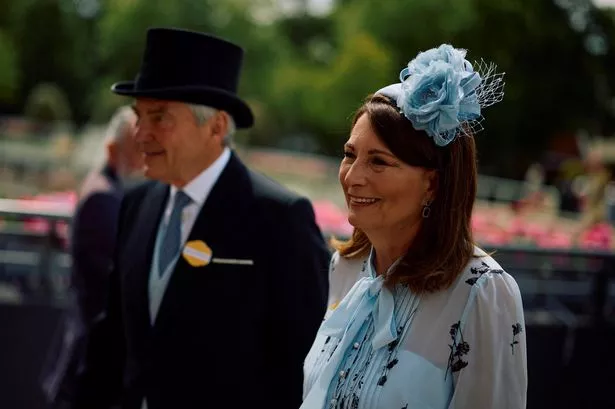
(14, 191), (76, 248)
(315, 200), (614, 251)
(5, 192), (614, 251)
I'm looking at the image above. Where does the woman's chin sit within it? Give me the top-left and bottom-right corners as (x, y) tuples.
(347, 214), (368, 230)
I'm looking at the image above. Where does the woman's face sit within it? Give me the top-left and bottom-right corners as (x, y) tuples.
(339, 113), (436, 238)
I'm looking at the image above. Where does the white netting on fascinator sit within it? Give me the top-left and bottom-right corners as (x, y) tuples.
(459, 59), (506, 138)
(376, 45), (505, 147)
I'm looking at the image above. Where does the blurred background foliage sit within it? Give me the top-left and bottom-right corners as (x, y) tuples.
(1, 0), (615, 178)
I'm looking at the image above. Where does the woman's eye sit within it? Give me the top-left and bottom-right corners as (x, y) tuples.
(372, 157), (389, 166)
(343, 151), (355, 159)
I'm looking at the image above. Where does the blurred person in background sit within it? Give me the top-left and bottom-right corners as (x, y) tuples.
(302, 45), (527, 409)
(72, 27), (330, 409)
(41, 105), (143, 409)
(572, 149), (614, 248)
(606, 180), (615, 223)
(558, 157), (584, 214)
(580, 150), (611, 224)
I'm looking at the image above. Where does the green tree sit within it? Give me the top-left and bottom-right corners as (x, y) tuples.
(0, 30), (19, 102)
(7, 0), (96, 124)
(314, 0), (615, 177)
(89, 0), (277, 125)
(24, 82), (72, 124)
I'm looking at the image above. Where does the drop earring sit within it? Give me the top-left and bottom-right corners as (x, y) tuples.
(422, 199), (432, 218)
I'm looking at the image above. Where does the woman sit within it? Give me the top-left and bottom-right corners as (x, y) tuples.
(302, 44), (527, 409)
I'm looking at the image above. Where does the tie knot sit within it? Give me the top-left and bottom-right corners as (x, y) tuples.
(174, 190), (192, 210)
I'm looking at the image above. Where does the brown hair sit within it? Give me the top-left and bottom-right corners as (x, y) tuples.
(332, 94), (477, 293)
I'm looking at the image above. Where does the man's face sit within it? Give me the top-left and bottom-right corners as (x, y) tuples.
(132, 99), (226, 187)
(116, 122), (144, 176)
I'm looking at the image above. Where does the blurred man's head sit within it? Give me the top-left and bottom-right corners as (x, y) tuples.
(105, 105), (143, 178)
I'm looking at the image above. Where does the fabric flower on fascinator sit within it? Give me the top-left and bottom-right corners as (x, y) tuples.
(404, 44), (471, 76)
(378, 44), (505, 147)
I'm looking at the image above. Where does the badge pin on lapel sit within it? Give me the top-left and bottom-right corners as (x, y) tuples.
(182, 240), (254, 267)
(182, 240), (213, 267)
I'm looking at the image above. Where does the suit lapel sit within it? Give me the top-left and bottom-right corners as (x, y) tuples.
(123, 182), (169, 330)
(186, 153), (251, 243)
(152, 153), (252, 330)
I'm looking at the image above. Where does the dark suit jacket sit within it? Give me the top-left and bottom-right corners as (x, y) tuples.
(74, 153), (330, 409)
(41, 165), (123, 406)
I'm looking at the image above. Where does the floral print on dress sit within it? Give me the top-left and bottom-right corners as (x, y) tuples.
(510, 323), (523, 355)
(302, 248), (527, 409)
(446, 321), (470, 379)
(466, 261), (503, 286)
(377, 307), (416, 387)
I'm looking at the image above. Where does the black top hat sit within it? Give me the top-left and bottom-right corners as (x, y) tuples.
(111, 27), (254, 128)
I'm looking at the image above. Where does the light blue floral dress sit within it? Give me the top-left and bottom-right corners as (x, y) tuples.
(302, 247), (527, 409)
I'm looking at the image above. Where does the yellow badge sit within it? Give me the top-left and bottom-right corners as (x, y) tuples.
(329, 301), (339, 311)
(182, 240), (213, 267)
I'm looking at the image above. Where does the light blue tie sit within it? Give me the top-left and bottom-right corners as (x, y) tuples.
(158, 191), (192, 276)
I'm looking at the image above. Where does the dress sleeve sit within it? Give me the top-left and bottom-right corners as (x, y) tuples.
(448, 270), (528, 409)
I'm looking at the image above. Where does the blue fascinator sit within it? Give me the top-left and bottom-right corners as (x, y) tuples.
(377, 44), (505, 147)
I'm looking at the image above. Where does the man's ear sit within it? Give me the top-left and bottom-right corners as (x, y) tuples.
(209, 111), (229, 144)
(106, 142), (118, 167)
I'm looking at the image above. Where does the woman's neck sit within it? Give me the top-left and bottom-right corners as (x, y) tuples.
(365, 220), (422, 275)
(369, 236), (414, 276)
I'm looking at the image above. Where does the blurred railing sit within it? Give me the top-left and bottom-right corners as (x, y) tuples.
(477, 174), (561, 208)
(0, 200), (615, 408)
(0, 198), (613, 318)
(0, 199), (72, 304)
(480, 244), (615, 326)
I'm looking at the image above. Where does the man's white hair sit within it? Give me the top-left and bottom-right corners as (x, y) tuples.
(85, 105), (135, 173)
(104, 105), (136, 145)
(187, 103), (236, 146)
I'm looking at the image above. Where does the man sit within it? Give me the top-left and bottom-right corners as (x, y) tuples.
(41, 106), (143, 408)
(73, 28), (330, 409)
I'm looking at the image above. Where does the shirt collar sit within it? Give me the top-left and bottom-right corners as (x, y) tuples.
(169, 147), (231, 206)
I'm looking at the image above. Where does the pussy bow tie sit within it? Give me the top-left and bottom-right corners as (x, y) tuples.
(301, 256), (398, 409)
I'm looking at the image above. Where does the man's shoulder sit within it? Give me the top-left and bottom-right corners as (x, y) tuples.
(115, 180), (161, 219)
(78, 170), (115, 199)
(122, 179), (159, 203)
(76, 191), (120, 218)
(246, 168), (305, 207)
(76, 171), (122, 214)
